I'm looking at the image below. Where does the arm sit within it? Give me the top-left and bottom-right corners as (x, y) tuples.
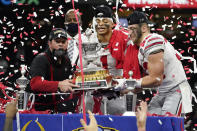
(3, 97), (18, 131)
(120, 51), (164, 94)
(30, 76), (59, 92)
(30, 54), (79, 93)
(136, 101), (147, 131)
(141, 51), (164, 88)
(30, 75), (79, 93)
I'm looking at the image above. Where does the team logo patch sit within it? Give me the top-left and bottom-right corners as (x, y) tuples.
(22, 120), (45, 131)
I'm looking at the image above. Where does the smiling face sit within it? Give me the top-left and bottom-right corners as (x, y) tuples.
(95, 18), (114, 35)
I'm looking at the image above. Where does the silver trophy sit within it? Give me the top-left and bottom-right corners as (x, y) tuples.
(16, 65), (29, 111)
(123, 71), (137, 116)
(82, 29), (101, 62)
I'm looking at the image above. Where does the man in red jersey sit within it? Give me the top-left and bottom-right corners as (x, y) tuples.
(85, 5), (140, 115)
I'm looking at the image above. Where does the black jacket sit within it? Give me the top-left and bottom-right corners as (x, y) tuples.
(29, 48), (78, 113)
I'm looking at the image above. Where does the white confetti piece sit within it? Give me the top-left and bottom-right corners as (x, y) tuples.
(35, 117), (39, 122)
(17, 16), (22, 19)
(41, 35), (46, 39)
(13, 8), (18, 12)
(172, 36), (176, 39)
(156, 77), (161, 81)
(33, 12), (37, 17)
(55, 11), (60, 16)
(10, 65), (14, 67)
(158, 119), (162, 125)
(108, 117), (113, 122)
(43, 18), (49, 23)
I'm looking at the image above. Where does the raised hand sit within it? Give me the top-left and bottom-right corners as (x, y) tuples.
(136, 101), (147, 131)
(5, 96), (18, 118)
(80, 110), (98, 131)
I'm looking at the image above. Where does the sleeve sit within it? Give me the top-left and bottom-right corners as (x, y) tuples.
(30, 76), (58, 93)
(29, 54), (59, 93)
(144, 35), (165, 59)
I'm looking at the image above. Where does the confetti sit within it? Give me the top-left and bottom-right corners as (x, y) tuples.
(108, 117), (113, 121)
(158, 119), (162, 125)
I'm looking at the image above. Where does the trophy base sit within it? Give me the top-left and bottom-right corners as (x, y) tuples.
(73, 80), (109, 91)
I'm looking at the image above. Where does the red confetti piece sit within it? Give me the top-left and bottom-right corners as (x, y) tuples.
(156, 28), (163, 31)
(192, 14), (197, 18)
(38, 23), (41, 29)
(149, 14), (153, 20)
(145, 98), (150, 101)
(188, 47), (191, 53)
(6, 35), (11, 38)
(184, 67), (189, 70)
(30, 31), (34, 34)
(33, 52), (38, 55)
(185, 34), (188, 37)
(119, 8), (123, 12)
(189, 30), (195, 36)
(20, 55), (24, 59)
(14, 48), (18, 52)
(20, 33), (23, 39)
(6, 56), (10, 61)
(11, 30), (14, 34)
(186, 70), (190, 74)
(176, 90), (181, 93)
(96, 81), (100, 85)
(164, 16), (169, 20)
(30, 19), (36, 24)
(5, 41), (11, 44)
(24, 31), (28, 36)
(180, 50), (184, 54)
(31, 42), (35, 46)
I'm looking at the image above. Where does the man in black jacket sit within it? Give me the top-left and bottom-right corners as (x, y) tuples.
(29, 28), (79, 113)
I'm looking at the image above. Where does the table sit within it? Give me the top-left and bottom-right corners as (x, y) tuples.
(0, 113), (184, 131)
